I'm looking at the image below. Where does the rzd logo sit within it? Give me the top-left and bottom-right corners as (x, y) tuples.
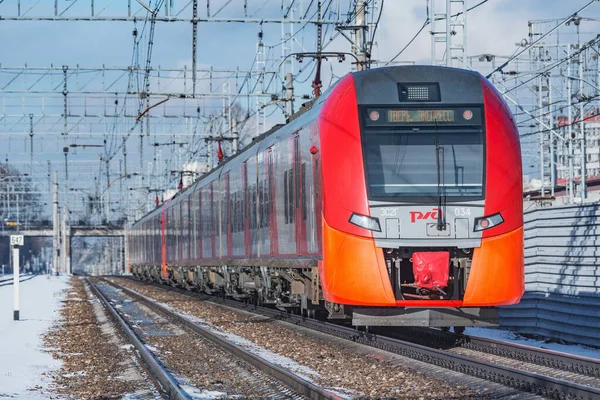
(410, 208), (440, 223)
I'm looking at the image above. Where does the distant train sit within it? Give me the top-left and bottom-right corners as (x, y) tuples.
(128, 65), (524, 328)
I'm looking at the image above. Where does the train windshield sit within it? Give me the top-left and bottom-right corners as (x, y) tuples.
(363, 127), (484, 201)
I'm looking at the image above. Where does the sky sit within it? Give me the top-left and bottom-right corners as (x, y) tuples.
(1, 0), (600, 219)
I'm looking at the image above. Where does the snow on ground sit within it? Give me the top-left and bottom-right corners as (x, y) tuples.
(464, 326), (600, 360)
(0, 275), (69, 399)
(180, 384), (229, 399)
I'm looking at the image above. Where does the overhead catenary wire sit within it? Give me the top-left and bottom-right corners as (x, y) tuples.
(99, 1), (383, 190)
(384, 0), (491, 65)
(519, 94), (600, 138)
(502, 34), (600, 95)
(368, 0), (384, 58)
(486, 0), (599, 79)
(102, 0), (165, 165)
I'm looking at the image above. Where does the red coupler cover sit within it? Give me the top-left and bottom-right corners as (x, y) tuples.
(412, 251), (450, 289)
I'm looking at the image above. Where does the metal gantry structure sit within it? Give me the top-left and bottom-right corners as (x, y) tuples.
(429, 0), (468, 68)
(0, 0), (379, 274)
(463, 3), (600, 205)
(0, 1), (376, 215)
(512, 17), (600, 203)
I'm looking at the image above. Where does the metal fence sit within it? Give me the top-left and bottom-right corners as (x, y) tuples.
(499, 203), (600, 347)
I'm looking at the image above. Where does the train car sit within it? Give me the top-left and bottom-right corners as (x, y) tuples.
(128, 65), (524, 327)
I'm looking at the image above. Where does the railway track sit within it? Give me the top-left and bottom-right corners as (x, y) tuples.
(381, 327), (600, 379)
(87, 278), (190, 399)
(89, 278), (340, 400)
(119, 276), (600, 400)
(0, 274), (36, 287)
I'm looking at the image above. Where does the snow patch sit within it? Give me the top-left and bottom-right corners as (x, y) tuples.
(144, 344), (160, 353)
(464, 327), (600, 360)
(327, 386), (358, 400)
(62, 370), (86, 378)
(181, 385), (230, 399)
(0, 275), (70, 398)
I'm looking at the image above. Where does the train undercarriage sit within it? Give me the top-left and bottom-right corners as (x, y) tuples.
(131, 257), (499, 329)
(132, 264), (328, 319)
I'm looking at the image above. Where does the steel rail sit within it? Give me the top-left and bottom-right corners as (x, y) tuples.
(101, 278), (341, 400)
(0, 274), (36, 287)
(379, 326), (600, 379)
(460, 334), (600, 379)
(122, 277), (600, 400)
(86, 279), (191, 400)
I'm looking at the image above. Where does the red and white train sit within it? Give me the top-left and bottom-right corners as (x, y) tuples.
(128, 65), (524, 327)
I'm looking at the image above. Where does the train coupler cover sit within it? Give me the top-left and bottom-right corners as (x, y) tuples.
(412, 251), (450, 289)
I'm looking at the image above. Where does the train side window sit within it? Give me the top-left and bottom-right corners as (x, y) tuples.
(229, 193), (233, 233)
(238, 193), (243, 232)
(231, 191), (236, 233)
(261, 181), (268, 228)
(212, 185), (217, 237)
(223, 174), (229, 237)
(294, 135), (300, 207)
(288, 169), (295, 224)
(257, 181), (265, 228)
(236, 192), (241, 232)
(232, 192), (236, 233)
(258, 182), (263, 228)
(231, 192), (240, 233)
(202, 191), (206, 239)
(264, 183), (269, 227)
(249, 184), (255, 230)
(284, 170), (289, 224)
(254, 184), (259, 229)
(200, 191), (204, 239)
(243, 162), (248, 223)
(302, 163), (307, 221)
(315, 159), (319, 198)
(268, 150), (274, 215)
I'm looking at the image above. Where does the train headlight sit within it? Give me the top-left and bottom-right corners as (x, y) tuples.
(473, 213), (504, 232)
(349, 213), (381, 232)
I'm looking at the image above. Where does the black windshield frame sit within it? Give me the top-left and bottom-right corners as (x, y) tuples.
(360, 105), (486, 203)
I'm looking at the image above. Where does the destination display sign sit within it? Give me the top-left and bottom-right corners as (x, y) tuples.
(364, 107), (482, 127)
(387, 109), (454, 123)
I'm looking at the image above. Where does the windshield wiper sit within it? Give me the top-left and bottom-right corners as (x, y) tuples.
(434, 119), (446, 231)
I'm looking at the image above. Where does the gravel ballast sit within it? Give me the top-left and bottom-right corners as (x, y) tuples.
(95, 281), (299, 398)
(112, 277), (490, 399)
(43, 277), (157, 399)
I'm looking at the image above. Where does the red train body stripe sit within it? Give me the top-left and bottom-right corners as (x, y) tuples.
(160, 199), (171, 279)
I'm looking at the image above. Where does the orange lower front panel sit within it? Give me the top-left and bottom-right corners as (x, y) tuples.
(320, 218), (396, 306)
(463, 226), (524, 306)
(321, 218), (524, 308)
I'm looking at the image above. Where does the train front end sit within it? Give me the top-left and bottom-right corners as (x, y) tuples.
(318, 66), (524, 327)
